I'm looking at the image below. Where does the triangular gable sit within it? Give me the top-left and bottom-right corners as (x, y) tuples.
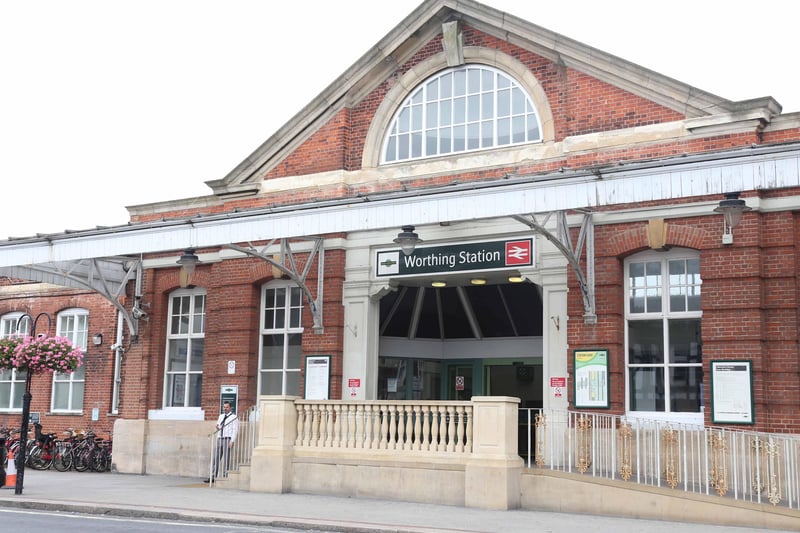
(204, 0), (779, 198)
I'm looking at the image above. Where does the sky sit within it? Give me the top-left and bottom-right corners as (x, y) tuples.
(1, 1), (797, 240)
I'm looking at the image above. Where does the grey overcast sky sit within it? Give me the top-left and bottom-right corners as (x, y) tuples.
(1, 0), (796, 240)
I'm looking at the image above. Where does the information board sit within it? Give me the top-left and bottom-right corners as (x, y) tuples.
(711, 360), (753, 424)
(573, 349), (609, 408)
(305, 355), (331, 400)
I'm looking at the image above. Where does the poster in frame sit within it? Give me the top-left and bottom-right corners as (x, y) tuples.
(304, 355), (331, 400)
(711, 360), (754, 425)
(573, 348), (610, 409)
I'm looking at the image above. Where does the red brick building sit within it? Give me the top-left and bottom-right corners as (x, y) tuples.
(1, 0), (799, 439)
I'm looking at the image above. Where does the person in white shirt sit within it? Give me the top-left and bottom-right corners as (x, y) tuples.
(205, 400), (239, 483)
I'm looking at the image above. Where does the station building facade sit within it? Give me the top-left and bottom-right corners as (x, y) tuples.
(1, 0), (799, 441)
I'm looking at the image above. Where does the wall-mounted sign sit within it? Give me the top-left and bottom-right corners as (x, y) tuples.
(573, 349), (609, 408)
(376, 238), (533, 278)
(220, 385), (238, 414)
(711, 360), (754, 424)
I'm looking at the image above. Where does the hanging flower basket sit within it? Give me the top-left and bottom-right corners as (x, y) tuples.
(0, 336), (19, 370)
(0, 335), (83, 374)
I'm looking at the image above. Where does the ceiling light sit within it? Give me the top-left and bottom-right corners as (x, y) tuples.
(508, 275), (524, 283)
(431, 280), (447, 288)
(470, 278), (486, 285)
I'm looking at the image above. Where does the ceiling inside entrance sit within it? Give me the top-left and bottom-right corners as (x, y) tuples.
(379, 282), (543, 339)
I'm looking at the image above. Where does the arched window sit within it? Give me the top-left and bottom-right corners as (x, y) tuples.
(164, 288), (206, 408)
(258, 280), (303, 396)
(52, 308), (88, 412)
(382, 65), (542, 163)
(625, 249), (703, 425)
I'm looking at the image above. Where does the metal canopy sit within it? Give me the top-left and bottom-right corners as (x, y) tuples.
(224, 238), (325, 333)
(0, 144), (794, 269)
(0, 144), (797, 335)
(513, 212), (596, 324)
(0, 257), (146, 338)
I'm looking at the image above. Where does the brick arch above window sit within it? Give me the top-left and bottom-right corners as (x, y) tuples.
(362, 47), (555, 169)
(608, 222), (709, 257)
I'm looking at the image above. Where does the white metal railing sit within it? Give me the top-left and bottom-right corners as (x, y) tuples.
(520, 408), (800, 510)
(207, 404), (259, 481)
(295, 400), (473, 453)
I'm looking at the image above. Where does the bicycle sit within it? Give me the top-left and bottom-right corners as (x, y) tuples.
(27, 423), (58, 470)
(52, 428), (85, 472)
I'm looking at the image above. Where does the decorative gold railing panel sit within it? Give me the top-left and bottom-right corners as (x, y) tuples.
(521, 408), (798, 510)
(751, 435), (782, 506)
(661, 424), (680, 489)
(534, 412), (546, 467)
(617, 421), (633, 481)
(575, 414), (593, 474)
(708, 431), (729, 496)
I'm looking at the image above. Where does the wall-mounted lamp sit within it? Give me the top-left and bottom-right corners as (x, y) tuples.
(393, 225), (422, 256)
(713, 192), (751, 245)
(470, 278), (487, 285)
(177, 248), (200, 287)
(92, 333), (103, 346)
(431, 280), (447, 288)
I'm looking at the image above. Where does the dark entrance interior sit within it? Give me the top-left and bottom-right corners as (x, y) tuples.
(379, 280), (543, 339)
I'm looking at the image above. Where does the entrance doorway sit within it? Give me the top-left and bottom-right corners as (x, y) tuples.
(378, 280), (544, 406)
(443, 361), (479, 401)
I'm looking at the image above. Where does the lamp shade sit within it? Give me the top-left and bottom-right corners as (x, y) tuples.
(393, 226), (422, 256)
(713, 192), (751, 229)
(176, 248), (199, 276)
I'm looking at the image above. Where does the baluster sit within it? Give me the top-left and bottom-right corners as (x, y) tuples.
(331, 404), (341, 448)
(429, 405), (440, 451)
(295, 404), (305, 446)
(325, 404), (336, 448)
(396, 405), (406, 449)
(464, 405), (473, 453)
(380, 404), (389, 449)
(355, 404), (364, 448)
(388, 405), (397, 450)
(402, 405), (412, 450)
(446, 405), (456, 452)
(421, 404), (431, 451)
(318, 404), (329, 447)
(436, 405), (447, 452)
(303, 404), (313, 447)
(455, 405), (464, 453)
(342, 404), (353, 448)
(313, 405), (321, 447)
(370, 404), (379, 448)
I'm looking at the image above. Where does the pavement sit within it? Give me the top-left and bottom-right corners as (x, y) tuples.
(0, 469), (794, 533)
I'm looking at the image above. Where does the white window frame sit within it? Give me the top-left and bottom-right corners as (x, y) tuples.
(624, 249), (703, 426)
(382, 64), (542, 163)
(52, 308), (88, 413)
(258, 281), (303, 396)
(163, 288), (206, 408)
(0, 312), (30, 412)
